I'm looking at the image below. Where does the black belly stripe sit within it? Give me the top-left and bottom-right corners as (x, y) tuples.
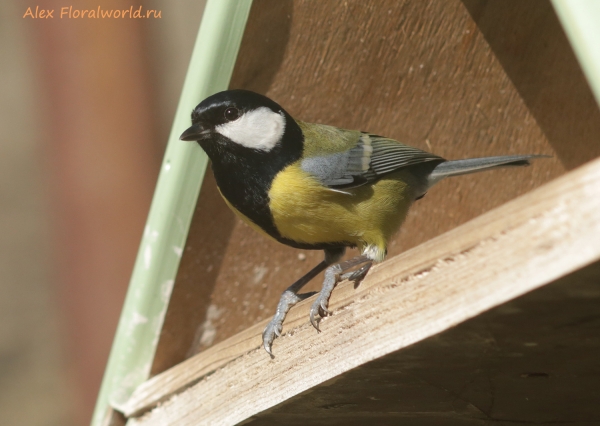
(198, 115), (313, 247)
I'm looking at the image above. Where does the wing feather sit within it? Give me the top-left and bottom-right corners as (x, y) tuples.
(300, 125), (444, 189)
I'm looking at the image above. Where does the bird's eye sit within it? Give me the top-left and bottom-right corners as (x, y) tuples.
(224, 107), (240, 121)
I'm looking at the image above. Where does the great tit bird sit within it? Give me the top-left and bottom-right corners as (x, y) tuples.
(180, 89), (545, 356)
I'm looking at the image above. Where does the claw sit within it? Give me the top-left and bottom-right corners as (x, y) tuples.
(309, 308), (321, 331)
(340, 261), (372, 284)
(260, 259), (332, 356)
(310, 293), (332, 332)
(319, 302), (331, 316)
(262, 255), (372, 355)
(262, 320), (281, 357)
(263, 340), (274, 357)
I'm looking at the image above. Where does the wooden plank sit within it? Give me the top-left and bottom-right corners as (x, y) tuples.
(243, 260), (600, 425)
(123, 156), (600, 424)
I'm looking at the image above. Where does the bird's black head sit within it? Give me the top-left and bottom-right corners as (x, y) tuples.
(179, 91), (304, 239)
(180, 90), (302, 160)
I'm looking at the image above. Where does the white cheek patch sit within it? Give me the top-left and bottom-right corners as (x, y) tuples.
(215, 107), (286, 151)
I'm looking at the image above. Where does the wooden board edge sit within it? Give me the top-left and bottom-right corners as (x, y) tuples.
(122, 156), (600, 421)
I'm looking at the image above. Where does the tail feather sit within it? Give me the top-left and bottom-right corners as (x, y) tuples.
(427, 155), (549, 188)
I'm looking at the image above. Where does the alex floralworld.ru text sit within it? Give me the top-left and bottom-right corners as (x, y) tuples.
(23, 6), (162, 19)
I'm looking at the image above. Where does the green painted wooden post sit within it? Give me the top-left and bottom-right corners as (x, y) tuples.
(552, 0), (600, 107)
(91, 1), (253, 424)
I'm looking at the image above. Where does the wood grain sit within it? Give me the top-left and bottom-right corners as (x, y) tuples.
(244, 261), (600, 425)
(122, 156), (600, 424)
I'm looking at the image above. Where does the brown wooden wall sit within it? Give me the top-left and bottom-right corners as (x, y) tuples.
(151, 0), (600, 375)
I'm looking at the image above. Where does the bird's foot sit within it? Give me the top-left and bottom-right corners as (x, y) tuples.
(341, 262), (372, 287)
(262, 316), (283, 358)
(309, 264), (342, 331)
(262, 252), (369, 355)
(309, 258), (373, 330)
(262, 289), (315, 356)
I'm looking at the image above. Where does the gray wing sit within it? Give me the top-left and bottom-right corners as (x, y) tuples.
(301, 133), (444, 189)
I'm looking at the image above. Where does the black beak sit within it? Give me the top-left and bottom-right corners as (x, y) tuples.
(180, 124), (208, 141)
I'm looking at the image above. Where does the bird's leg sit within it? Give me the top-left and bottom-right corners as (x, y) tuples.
(309, 254), (373, 330)
(262, 248), (345, 356)
(262, 261), (327, 356)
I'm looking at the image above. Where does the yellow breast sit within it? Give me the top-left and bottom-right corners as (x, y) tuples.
(268, 162), (415, 261)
